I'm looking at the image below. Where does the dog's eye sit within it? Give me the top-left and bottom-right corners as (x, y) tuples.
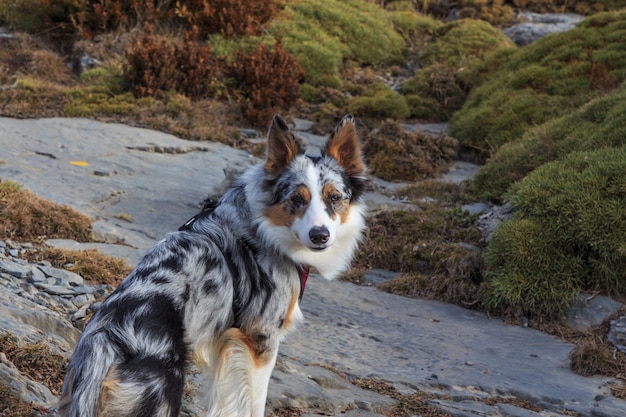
(290, 194), (306, 207)
(330, 194), (342, 204)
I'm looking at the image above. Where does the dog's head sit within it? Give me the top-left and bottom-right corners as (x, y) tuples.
(259, 115), (367, 278)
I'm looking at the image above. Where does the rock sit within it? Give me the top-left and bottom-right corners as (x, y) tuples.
(2, 118), (626, 417)
(563, 294), (623, 331)
(608, 314), (626, 353)
(36, 264), (84, 286)
(0, 258), (32, 279)
(439, 161), (480, 184)
(361, 269), (402, 286)
(504, 12), (585, 46)
(0, 363), (58, 407)
(45, 238), (144, 267)
(477, 202), (514, 242)
(0, 117), (257, 254)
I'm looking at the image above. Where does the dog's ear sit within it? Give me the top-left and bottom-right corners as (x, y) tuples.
(324, 115), (364, 176)
(265, 115), (305, 174)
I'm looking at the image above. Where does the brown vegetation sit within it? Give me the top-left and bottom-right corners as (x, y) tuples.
(363, 121), (459, 182)
(0, 179), (92, 243)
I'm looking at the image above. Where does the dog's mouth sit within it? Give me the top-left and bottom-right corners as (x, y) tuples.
(309, 245), (327, 252)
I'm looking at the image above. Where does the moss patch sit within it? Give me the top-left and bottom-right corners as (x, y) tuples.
(0, 333), (67, 396)
(483, 148), (626, 317)
(450, 10), (626, 157)
(349, 184), (485, 306)
(401, 18), (516, 121)
(473, 80), (626, 201)
(22, 247), (132, 286)
(270, 0), (406, 87)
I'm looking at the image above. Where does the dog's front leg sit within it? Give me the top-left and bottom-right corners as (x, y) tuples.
(251, 347), (278, 417)
(206, 328), (278, 417)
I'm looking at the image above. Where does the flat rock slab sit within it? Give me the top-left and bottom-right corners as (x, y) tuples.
(0, 117), (256, 256)
(291, 277), (626, 417)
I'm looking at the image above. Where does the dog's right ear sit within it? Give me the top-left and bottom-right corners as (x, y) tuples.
(264, 115), (305, 175)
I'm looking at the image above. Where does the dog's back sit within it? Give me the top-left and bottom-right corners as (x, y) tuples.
(59, 115), (367, 417)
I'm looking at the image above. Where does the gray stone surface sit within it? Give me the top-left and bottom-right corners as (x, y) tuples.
(609, 314), (626, 353)
(504, 12), (585, 46)
(563, 293), (623, 331)
(0, 117), (257, 259)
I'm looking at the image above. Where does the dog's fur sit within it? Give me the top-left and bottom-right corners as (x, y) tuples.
(58, 115), (367, 417)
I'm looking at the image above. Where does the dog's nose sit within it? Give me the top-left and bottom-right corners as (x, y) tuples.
(309, 226), (330, 245)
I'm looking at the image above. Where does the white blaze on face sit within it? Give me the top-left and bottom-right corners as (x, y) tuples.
(292, 164), (340, 249)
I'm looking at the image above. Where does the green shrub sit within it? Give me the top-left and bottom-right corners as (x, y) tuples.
(347, 83), (410, 120)
(473, 81), (626, 200)
(388, 9), (441, 46)
(402, 18), (515, 121)
(483, 147), (626, 317)
(270, 0), (405, 87)
(0, 0), (77, 34)
(450, 11), (626, 157)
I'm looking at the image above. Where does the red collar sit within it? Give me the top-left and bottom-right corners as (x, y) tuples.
(298, 266), (310, 300)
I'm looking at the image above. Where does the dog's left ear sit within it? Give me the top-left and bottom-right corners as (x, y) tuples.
(323, 115), (364, 176)
(265, 115), (306, 175)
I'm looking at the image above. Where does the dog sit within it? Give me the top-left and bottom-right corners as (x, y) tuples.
(58, 114), (368, 417)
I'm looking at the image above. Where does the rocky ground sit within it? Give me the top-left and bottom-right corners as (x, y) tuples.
(1, 117), (626, 417)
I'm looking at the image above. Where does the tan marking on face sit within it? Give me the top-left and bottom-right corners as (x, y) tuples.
(322, 183), (351, 223)
(265, 185), (311, 227)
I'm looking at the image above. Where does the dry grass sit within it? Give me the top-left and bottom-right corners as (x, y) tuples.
(350, 377), (451, 417)
(22, 247), (132, 286)
(0, 179), (92, 243)
(0, 333), (67, 396)
(568, 311), (626, 400)
(348, 197), (485, 307)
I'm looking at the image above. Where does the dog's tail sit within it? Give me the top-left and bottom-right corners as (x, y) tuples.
(57, 333), (118, 417)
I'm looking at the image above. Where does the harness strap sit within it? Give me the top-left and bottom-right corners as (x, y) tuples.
(298, 266), (310, 300)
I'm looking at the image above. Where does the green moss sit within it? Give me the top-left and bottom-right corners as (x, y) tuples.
(473, 81), (626, 200)
(388, 9), (441, 46)
(402, 18), (515, 121)
(270, 0), (406, 87)
(347, 83), (409, 120)
(483, 147), (626, 317)
(0, 0), (76, 33)
(450, 11), (626, 157)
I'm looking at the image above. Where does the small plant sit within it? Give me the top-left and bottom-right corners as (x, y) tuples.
(177, 0), (281, 38)
(225, 38), (304, 127)
(124, 27), (219, 100)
